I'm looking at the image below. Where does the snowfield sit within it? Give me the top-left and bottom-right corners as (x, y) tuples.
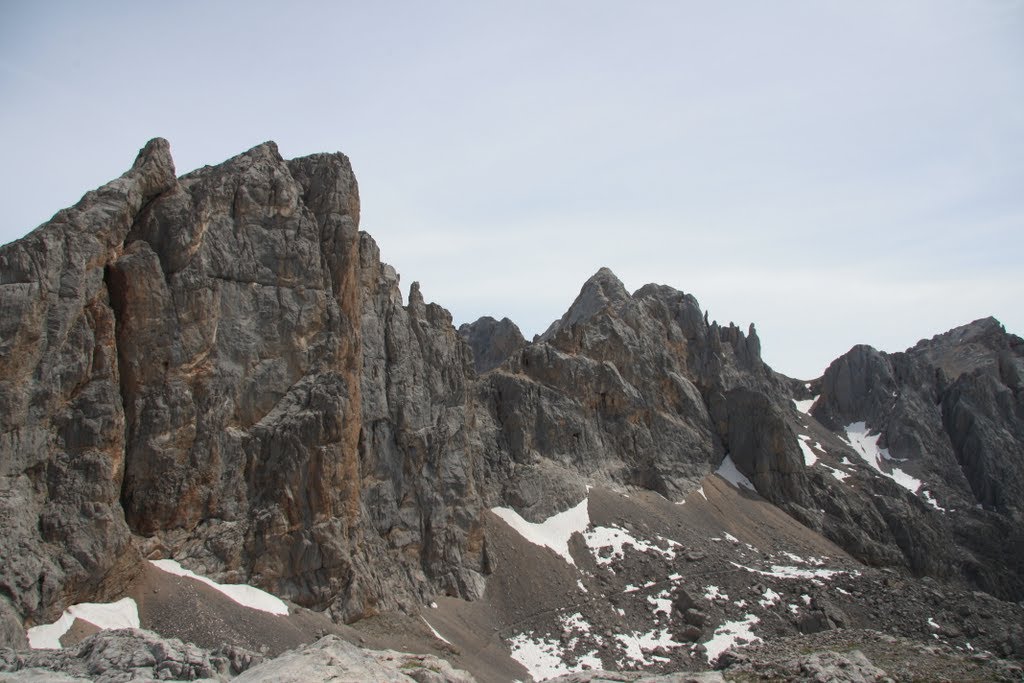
(704, 613), (761, 663)
(716, 455), (756, 491)
(797, 434), (818, 466)
(27, 598), (139, 649)
(507, 612), (602, 680)
(583, 525), (681, 566)
(792, 395), (819, 414)
(844, 422), (921, 493)
(150, 559), (289, 615)
(490, 498), (590, 565)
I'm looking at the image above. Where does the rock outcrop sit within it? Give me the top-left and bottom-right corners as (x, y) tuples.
(233, 635), (476, 683)
(457, 316), (526, 374)
(0, 628), (256, 681)
(0, 629), (476, 683)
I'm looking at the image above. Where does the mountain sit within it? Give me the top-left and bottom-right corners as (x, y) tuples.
(0, 140), (1022, 681)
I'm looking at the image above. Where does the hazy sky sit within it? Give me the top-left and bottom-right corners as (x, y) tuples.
(2, 1), (1021, 378)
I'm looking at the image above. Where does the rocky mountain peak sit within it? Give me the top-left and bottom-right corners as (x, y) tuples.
(129, 137), (177, 193)
(457, 316), (527, 373)
(539, 267), (629, 341)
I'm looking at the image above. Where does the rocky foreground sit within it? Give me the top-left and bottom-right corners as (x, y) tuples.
(2, 625), (1021, 682)
(1, 139), (1022, 681)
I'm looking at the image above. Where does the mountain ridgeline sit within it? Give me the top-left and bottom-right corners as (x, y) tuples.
(1, 139), (1021, 644)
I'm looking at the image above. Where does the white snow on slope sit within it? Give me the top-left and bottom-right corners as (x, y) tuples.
(583, 526), (680, 566)
(647, 590), (673, 618)
(793, 396), (819, 414)
(703, 585), (727, 601)
(731, 562), (846, 581)
(922, 490), (947, 511)
(422, 616), (452, 645)
(797, 435), (817, 466)
(615, 627), (684, 666)
(491, 498), (590, 566)
(28, 598), (140, 649)
(758, 588), (781, 608)
(508, 614), (601, 681)
(844, 422), (921, 493)
(151, 559), (289, 615)
(508, 633), (574, 680)
(716, 455), (755, 491)
(821, 464), (851, 482)
(704, 613), (761, 663)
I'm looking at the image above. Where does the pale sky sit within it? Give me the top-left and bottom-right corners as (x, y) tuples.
(1, 1), (1021, 379)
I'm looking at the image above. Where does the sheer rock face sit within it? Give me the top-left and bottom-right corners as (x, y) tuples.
(457, 316), (526, 374)
(0, 140), (489, 627)
(0, 139), (176, 624)
(2, 140), (1022, 638)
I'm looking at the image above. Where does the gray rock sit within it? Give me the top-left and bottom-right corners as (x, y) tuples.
(812, 317), (1024, 598)
(0, 139), (174, 624)
(0, 139), (489, 627)
(781, 649), (891, 683)
(0, 599), (27, 650)
(458, 316), (526, 373)
(683, 608), (707, 627)
(232, 635), (475, 682)
(0, 628), (238, 682)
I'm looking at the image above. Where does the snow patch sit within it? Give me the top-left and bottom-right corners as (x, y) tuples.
(732, 562), (847, 581)
(844, 422), (921, 493)
(615, 628), (684, 666)
(821, 464), (851, 482)
(647, 590), (673, 618)
(150, 559), (289, 615)
(703, 585), (727, 601)
(583, 526), (678, 566)
(793, 396), (819, 414)
(704, 614), (761, 663)
(797, 435), (818, 466)
(758, 588), (781, 608)
(507, 633), (572, 680)
(507, 616), (601, 680)
(28, 598), (140, 649)
(491, 498), (590, 566)
(561, 612), (591, 634)
(422, 616), (451, 645)
(922, 490), (947, 511)
(716, 455), (755, 492)
(723, 532), (740, 544)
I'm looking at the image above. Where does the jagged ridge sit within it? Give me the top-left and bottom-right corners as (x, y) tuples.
(1, 139), (1022, 656)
